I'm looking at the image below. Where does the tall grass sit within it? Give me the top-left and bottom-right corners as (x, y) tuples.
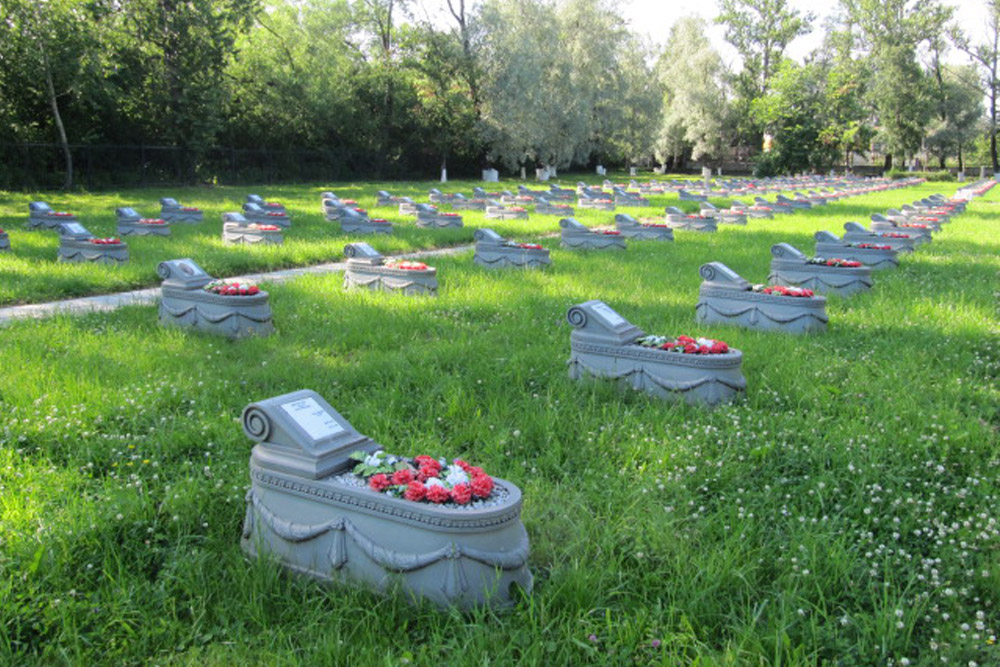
(0, 181), (997, 665)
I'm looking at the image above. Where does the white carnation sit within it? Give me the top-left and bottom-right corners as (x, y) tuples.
(444, 467), (469, 486)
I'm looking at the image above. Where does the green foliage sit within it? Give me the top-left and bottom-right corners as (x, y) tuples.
(885, 169), (955, 181)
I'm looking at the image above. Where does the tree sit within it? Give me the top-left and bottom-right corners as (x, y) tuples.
(715, 0), (813, 147)
(654, 17), (731, 170)
(751, 60), (843, 174)
(951, 1), (1000, 171)
(839, 0), (950, 169)
(0, 0), (99, 188)
(107, 0), (260, 179)
(925, 65), (983, 170)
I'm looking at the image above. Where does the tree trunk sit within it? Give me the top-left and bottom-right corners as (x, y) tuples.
(884, 153), (893, 171)
(43, 53), (72, 190)
(992, 95), (999, 171)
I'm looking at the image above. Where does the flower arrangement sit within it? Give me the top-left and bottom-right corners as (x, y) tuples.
(510, 207), (526, 213)
(349, 451), (495, 505)
(598, 230), (621, 235)
(883, 233), (911, 239)
(640, 222), (670, 228)
(264, 202), (282, 207)
(385, 260), (429, 271)
(806, 257), (862, 268)
(370, 218), (390, 224)
(246, 223), (280, 231)
(441, 212), (460, 217)
(899, 223), (929, 229)
(180, 206), (199, 212)
(265, 211), (287, 217)
(504, 241), (542, 249)
(53, 211), (74, 217)
(138, 218), (166, 225)
(353, 207), (367, 214)
(0, 228), (5, 234)
(636, 334), (730, 355)
(752, 284), (815, 297)
(851, 243), (891, 250)
(342, 199), (357, 205)
(515, 196), (533, 203)
(88, 238), (123, 245)
(203, 280), (260, 296)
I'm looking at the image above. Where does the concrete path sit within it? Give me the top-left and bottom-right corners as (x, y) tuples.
(0, 243), (475, 326)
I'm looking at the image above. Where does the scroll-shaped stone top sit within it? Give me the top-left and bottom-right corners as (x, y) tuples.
(321, 191), (337, 199)
(613, 186), (628, 195)
(30, 201), (52, 212)
(615, 213), (637, 225)
(59, 222), (92, 239)
(776, 194), (793, 202)
(771, 242), (807, 260)
(243, 389), (379, 480)
(486, 199), (502, 207)
(340, 207), (366, 220)
(560, 217), (588, 231)
(247, 194), (264, 204)
(870, 213), (889, 222)
(117, 207), (139, 218)
(453, 193), (468, 200)
(664, 206), (684, 215)
(472, 187), (487, 196)
(160, 198), (179, 206)
(844, 221), (868, 232)
(243, 202), (265, 213)
(699, 262), (750, 290)
(415, 203), (437, 213)
(428, 188), (442, 195)
(754, 196), (770, 205)
(157, 258), (213, 289)
(474, 228), (505, 244)
(225, 212), (251, 224)
(398, 196), (414, 204)
(815, 230), (842, 243)
(376, 190), (391, 198)
(536, 196), (551, 204)
(567, 300), (645, 346)
(343, 242), (384, 265)
(501, 190), (514, 197)
(730, 199), (748, 208)
(700, 202), (719, 211)
(888, 208), (903, 215)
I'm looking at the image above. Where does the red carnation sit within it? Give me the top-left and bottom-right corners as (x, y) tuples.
(453, 459), (470, 472)
(426, 484), (450, 504)
(451, 483), (472, 505)
(470, 474), (494, 499)
(418, 464), (439, 482)
(369, 473), (390, 492)
(391, 469), (414, 486)
(465, 466), (485, 478)
(683, 343), (697, 354)
(404, 481), (426, 502)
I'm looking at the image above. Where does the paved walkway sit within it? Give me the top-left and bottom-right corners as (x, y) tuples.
(0, 243), (475, 326)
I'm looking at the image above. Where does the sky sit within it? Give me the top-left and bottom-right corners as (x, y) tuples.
(618, 0), (991, 68)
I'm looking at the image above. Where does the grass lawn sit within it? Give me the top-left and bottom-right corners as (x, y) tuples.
(1, 178), (998, 665)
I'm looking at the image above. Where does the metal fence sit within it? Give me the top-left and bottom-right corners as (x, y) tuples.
(0, 143), (358, 190)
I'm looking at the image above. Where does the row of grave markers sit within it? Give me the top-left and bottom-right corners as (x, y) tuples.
(234, 181), (991, 609)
